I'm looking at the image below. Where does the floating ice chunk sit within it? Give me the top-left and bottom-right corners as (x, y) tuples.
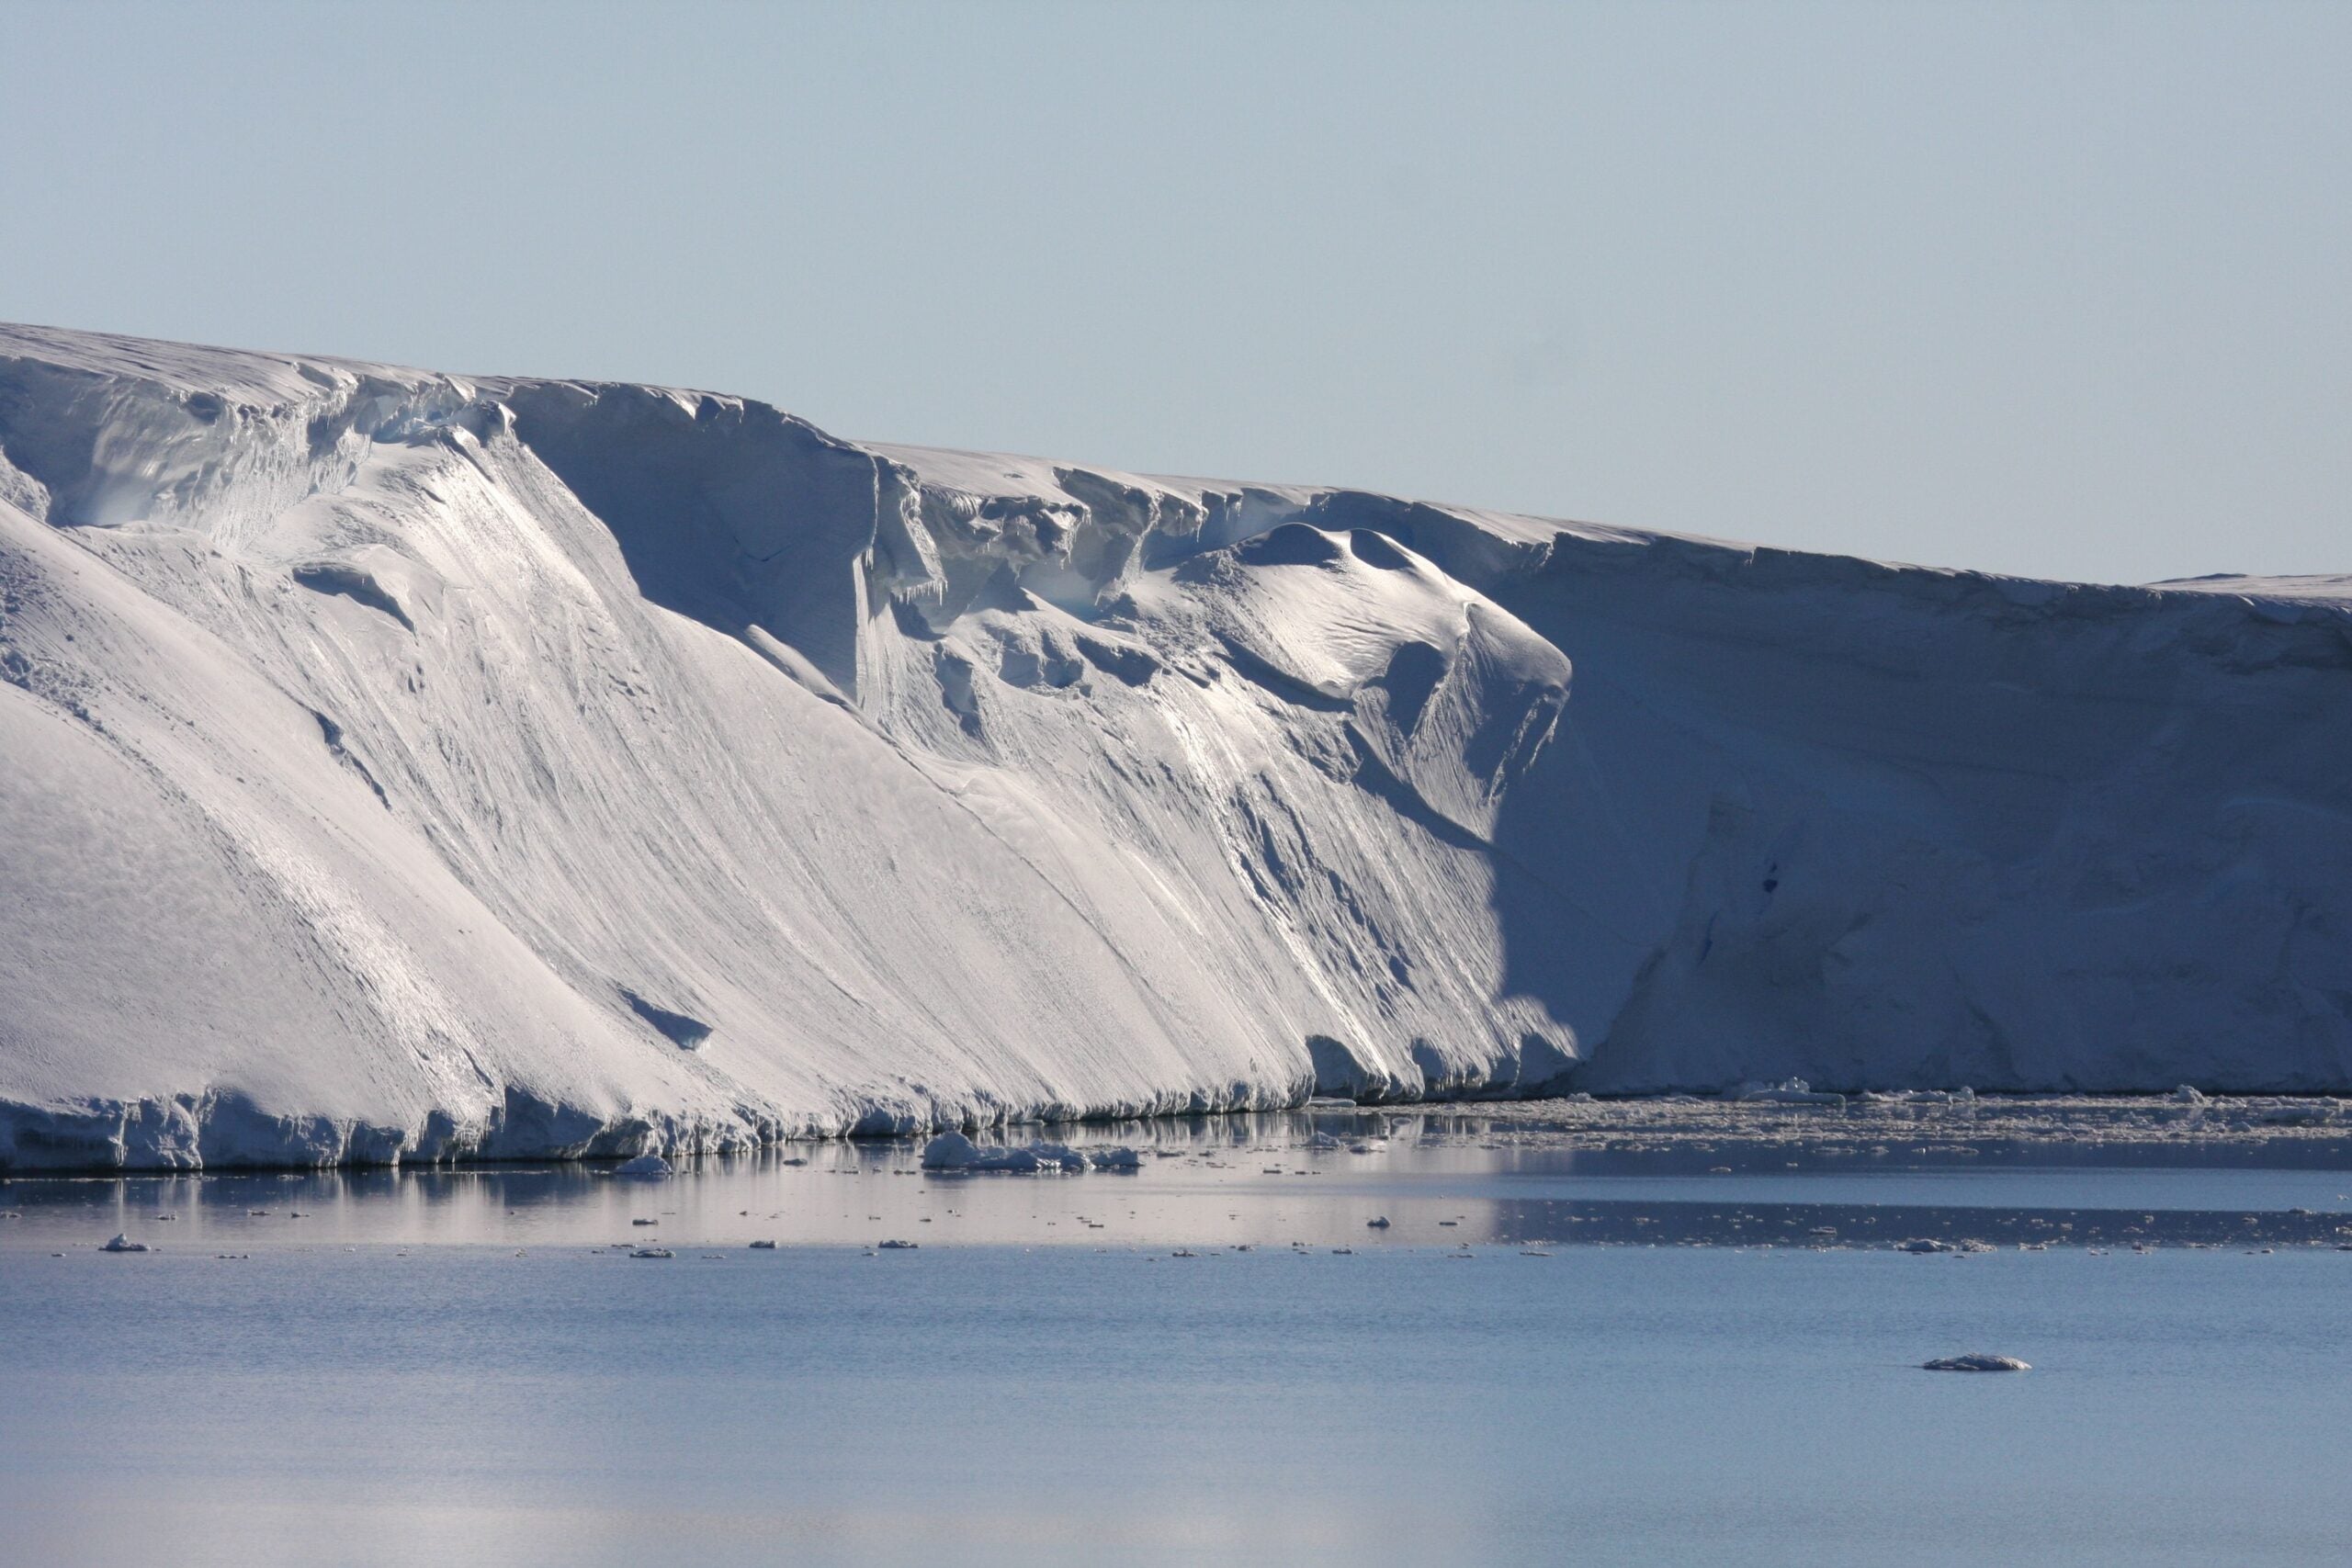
(1897, 1237), (1961, 1254)
(100, 1234), (150, 1253)
(876, 1238), (918, 1249)
(921, 1133), (981, 1168)
(1923, 1354), (2030, 1372)
(919, 1133), (1093, 1172)
(629, 1247), (673, 1259)
(1736, 1078), (1847, 1108)
(1085, 1145), (1142, 1170)
(748, 1239), (777, 1249)
(614, 1154), (673, 1178)
(1306, 1131), (1343, 1149)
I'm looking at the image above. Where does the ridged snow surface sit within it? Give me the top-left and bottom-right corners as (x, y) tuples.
(3, 324), (2348, 1168)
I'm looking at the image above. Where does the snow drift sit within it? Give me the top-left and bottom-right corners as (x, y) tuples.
(2, 323), (2347, 1169)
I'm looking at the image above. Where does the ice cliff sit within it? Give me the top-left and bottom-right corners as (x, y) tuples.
(3, 324), (2347, 1168)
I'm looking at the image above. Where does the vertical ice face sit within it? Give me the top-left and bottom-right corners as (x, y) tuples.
(2, 321), (2348, 1169)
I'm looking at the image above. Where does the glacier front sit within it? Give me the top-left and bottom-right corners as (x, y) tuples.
(3, 323), (2346, 1169)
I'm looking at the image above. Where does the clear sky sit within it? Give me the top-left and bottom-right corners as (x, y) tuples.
(2, 0), (2344, 586)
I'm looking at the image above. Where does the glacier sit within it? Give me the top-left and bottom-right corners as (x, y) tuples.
(2, 322), (2348, 1171)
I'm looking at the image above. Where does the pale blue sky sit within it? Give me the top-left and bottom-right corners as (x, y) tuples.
(3, 0), (2344, 585)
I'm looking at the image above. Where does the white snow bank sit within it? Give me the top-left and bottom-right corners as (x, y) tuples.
(4, 321), (2351, 1169)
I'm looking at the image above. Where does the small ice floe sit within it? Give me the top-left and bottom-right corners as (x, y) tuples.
(629, 1247), (673, 1259)
(748, 1239), (777, 1249)
(1170, 1248), (1199, 1258)
(1922, 1354), (2030, 1372)
(876, 1238), (918, 1249)
(1736, 1078), (1847, 1108)
(1520, 1249), (1553, 1258)
(1306, 1132), (1343, 1149)
(1366, 1216), (1391, 1228)
(917, 1133), (1141, 1173)
(1330, 1247), (1353, 1255)
(630, 1217), (658, 1226)
(1897, 1238), (1961, 1254)
(100, 1234), (150, 1253)
(614, 1154), (673, 1179)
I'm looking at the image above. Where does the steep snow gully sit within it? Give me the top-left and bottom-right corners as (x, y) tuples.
(3, 324), (2348, 1169)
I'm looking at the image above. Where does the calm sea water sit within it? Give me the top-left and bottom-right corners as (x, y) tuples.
(4, 1114), (2348, 1567)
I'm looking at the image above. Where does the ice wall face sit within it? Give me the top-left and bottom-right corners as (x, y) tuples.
(1469, 540), (2352, 1094)
(2, 324), (2347, 1168)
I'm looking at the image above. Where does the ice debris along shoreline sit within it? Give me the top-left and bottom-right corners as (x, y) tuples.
(7, 1085), (2352, 1178)
(24, 1097), (2352, 1255)
(6, 321), (2352, 1171)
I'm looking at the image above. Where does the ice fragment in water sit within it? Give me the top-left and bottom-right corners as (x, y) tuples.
(1922, 1354), (2030, 1372)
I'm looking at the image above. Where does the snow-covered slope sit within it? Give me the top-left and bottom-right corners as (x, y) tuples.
(4, 324), (2347, 1168)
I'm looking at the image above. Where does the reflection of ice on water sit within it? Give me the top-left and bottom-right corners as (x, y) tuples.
(3, 1100), (2350, 1256)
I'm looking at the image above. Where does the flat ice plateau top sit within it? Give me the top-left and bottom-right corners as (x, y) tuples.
(4, 324), (2349, 1170)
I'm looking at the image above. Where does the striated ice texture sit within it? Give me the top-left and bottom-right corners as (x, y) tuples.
(3, 324), (2350, 1169)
